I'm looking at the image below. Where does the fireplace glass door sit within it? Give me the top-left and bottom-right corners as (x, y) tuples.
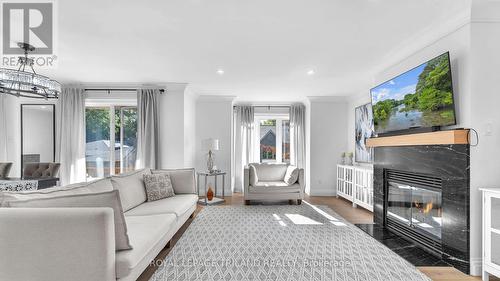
(387, 181), (442, 240)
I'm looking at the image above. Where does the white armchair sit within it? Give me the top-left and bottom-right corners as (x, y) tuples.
(244, 163), (305, 205)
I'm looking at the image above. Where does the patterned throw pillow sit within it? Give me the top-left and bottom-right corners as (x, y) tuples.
(143, 173), (175, 202)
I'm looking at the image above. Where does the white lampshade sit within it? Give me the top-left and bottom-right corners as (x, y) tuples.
(202, 138), (220, 151)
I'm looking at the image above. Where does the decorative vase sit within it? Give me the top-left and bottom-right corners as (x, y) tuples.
(347, 156), (353, 166)
(207, 150), (215, 173)
(207, 186), (214, 201)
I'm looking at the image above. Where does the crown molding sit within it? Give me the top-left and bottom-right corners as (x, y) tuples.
(196, 95), (236, 102)
(307, 96), (348, 103)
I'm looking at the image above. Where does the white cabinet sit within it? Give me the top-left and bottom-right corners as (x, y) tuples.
(337, 165), (354, 201)
(481, 188), (500, 281)
(336, 165), (373, 212)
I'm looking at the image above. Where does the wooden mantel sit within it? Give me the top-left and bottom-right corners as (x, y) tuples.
(366, 129), (469, 147)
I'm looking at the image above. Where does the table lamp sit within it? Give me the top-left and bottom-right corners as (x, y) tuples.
(202, 138), (219, 173)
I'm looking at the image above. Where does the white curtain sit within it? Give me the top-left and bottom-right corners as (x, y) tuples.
(290, 103), (306, 169)
(232, 105), (255, 193)
(136, 89), (160, 169)
(0, 95), (7, 161)
(56, 88), (86, 185)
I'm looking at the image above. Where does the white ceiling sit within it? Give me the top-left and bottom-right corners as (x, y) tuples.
(46, 0), (469, 100)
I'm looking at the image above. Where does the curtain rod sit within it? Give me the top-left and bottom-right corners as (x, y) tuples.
(84, 88), (165, 93)
(233, 105), (290, 109)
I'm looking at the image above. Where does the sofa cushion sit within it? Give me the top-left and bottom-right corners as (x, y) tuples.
(125, 194), (198, 217)
(151, 168), (195, 194)
(7, 190), (132, 250)
(116, 214), (177, 279)
(249, 182), (301, 194)
(0, 178), (113, 207)
(111, 169), (150, 212)
(284, 166), (299, 185)
(250, 163), (288, 181)
(143, 173), (175, 202)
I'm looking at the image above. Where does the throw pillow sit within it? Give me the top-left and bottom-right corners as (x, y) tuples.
(7, 190), (132, 250)
(143, 173), (175, 202)
(284, 166), (299, 185)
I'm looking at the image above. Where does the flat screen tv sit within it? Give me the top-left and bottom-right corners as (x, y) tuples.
(370, 52), (456, 135)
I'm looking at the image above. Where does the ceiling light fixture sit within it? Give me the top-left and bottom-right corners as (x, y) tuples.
(0, 43), (61, 99)
(216, 69), (225, 75)
(307, 69), (315, 76)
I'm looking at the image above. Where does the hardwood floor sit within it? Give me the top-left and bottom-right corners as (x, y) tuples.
(137, 193), (489, 281)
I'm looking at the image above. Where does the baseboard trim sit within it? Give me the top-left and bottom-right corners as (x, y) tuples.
(469, 258), (482, 276)
(308, 189), (336, 196)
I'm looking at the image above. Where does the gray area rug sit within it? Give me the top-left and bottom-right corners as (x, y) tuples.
(149, 203), (431, 281)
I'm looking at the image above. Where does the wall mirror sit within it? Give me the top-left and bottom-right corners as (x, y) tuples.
(21, 104), (56, 176)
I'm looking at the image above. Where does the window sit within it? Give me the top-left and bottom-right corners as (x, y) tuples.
(85, 106), (137, 180)
(256, 115), (290, 163)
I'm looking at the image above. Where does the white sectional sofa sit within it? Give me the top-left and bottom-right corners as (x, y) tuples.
(0, 168), (198, 281)
(244, 163), (305, 204)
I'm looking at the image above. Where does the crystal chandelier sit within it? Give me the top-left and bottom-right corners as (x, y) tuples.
(0, 43), (61, 99)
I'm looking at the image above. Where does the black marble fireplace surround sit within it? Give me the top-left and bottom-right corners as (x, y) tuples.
(373, 144), (470, 274)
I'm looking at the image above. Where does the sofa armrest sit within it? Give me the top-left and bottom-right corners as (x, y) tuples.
(298, 168), (305, 197)
(244, 167), (250, 195)
(0, 208), (116, 281)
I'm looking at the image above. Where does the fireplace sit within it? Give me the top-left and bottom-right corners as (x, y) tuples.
(385, 170), (443, 253)
(373, 144), (470, 273)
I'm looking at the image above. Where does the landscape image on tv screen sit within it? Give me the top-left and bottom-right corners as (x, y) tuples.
(370, 52), (456, 134)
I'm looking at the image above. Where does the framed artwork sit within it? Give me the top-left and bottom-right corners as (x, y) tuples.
(355, 103), (374, 163)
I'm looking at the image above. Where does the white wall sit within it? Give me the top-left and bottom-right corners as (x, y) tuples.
(468, 1), (500, 274)
(341, 7), (500, 273)
(183, 88), (197, 168)
(308, 97), (348, 196)
(159, 84), (187, 168)
(158, 83), (199, 169)
(195, 96), (234, 196)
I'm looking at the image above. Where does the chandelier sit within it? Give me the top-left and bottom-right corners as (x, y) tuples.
(0, 43), (61, 99)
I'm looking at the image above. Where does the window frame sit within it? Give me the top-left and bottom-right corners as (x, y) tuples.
(254, 113), (289, 164)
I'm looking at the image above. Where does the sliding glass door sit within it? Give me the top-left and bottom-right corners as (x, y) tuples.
(115, 107), (137, 174)
(85, 106), (137, 180)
